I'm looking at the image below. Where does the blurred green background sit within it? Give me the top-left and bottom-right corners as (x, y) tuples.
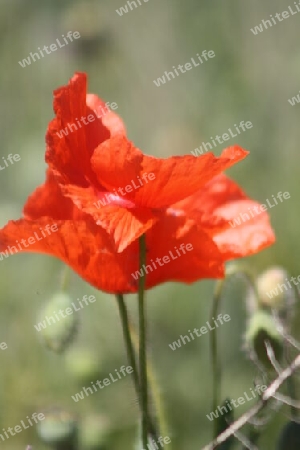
(0, 0), (299, 448)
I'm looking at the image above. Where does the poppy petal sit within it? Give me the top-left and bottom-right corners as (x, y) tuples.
(23, 169), (74, 220)
(46, 73), (123, 188)
(91, 135), (249, 208)
(86, 94), (126, 140)
(46, 73), (91, 186)
(140, 214), (225, 289)
(0, 215), (223, 293)
(172, 174), (275, 258)
(0, 218), (135, 293)
(212, 200), (275, 259)
(61, 183), (158, 252)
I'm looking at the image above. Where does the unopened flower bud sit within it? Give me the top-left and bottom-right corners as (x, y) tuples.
(245, 310), (283, 369)
(257, 267), (294, 310)
(38, 292), (78, 353)
(276, 421), (300, 450)
(37, 410), (77, 448)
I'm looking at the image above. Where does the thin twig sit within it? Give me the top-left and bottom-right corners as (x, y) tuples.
(273, 313), (300, 351)
(272, 392), (300, 410)
(202, 354), (300, 450)
(265, 340), (282, 375)
(232, 429), (258, 450)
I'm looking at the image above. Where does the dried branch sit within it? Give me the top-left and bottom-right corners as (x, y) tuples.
(273, 312), (300, 351)
(202, 354), (300, 450)
(272, 392), (300, 410)
(232, 429), (258, 450)
(265, 340), (282, 375)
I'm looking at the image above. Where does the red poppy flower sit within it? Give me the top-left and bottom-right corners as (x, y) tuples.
(0, 73), (275, 293)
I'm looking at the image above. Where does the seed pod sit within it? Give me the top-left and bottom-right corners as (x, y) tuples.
(276, 421), (300, 450)
(38, 292), (78, 353)
(37, 410), (78, 449)
(245, 310), (283, 369)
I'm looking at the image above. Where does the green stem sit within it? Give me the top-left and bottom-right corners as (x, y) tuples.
(129, 323), (169, 443)
(115, 294), (159, 441)
(210, 280), (223, 440)
(138, 234), (149, 448)
(146, 358), (169, 442)
(116, 294), (140, 395)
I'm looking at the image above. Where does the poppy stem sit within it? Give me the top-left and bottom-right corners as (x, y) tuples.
(115, 293), (140, 399)
(210, 279), (223, 439)
(138, 234), (149, 448)
(115, 294), (162, 442)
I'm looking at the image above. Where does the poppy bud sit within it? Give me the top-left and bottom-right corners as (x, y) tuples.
(276, 421), (300, 450)
(245, 310), (283, 369)
(257, 267), (295, 311)
(37, 410), (78, 449)
(65, 348), (101, 383)
(38, 292), (78, 353)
